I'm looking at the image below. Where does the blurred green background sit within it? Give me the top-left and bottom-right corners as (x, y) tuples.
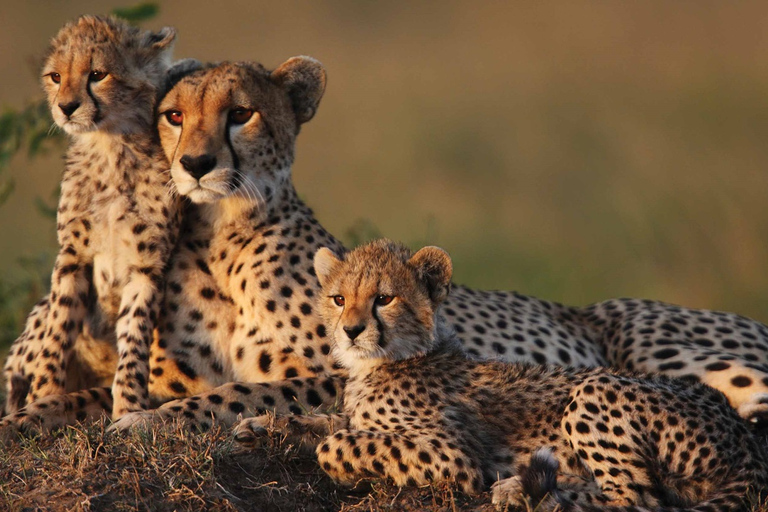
(3, 1), (768, 351)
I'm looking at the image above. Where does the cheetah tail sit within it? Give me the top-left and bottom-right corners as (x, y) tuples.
(560, 479), (762, 512)
(520, 447), (560, 506)
(520, 448), (762, 512)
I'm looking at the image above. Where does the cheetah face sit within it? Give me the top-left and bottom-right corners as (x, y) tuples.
(42, 15), (175, 135)
(314, 240), (453, 371)
(158, 57), (325, 205)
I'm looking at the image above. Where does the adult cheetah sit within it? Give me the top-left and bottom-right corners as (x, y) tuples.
(107, 57), (768, 432)
(7, 54), (768, 433)
(103, 57), (606, 432)
(2, 16), (187, 420)
(234, 239), (768, 511)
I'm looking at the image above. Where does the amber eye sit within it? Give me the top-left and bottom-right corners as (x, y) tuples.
(228, 108), (254, 125)
(165, 110), (183, 126)
(375, 295), (394, 306)
(333, 296), (345, 307)
(89, 70), (108, 82)
(50, 73), (61, 84)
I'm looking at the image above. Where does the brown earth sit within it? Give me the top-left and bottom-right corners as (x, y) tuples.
(0, 418), (496, 512)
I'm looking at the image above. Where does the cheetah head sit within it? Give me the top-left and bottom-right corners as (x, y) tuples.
(314, 239), (453, 372)
(157, 57), (325, 205)
(42, 15), (176, 135)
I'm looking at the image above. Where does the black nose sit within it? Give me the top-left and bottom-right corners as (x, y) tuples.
(180, 154), (217, 180)
(58, 101), (81, 117)
(343, 324), (366, 340)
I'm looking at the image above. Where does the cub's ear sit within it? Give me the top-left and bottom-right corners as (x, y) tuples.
(314, 247), (342, 289)
(143, 26), (177, 51)
(270, 56), (326, 125)
(408, 246), (453, 305)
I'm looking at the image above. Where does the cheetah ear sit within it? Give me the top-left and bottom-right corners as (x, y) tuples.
(409, 246), (453, 305)
(271, 56), (326, 125)
(314, 247), (342, 289)
(143, 26), (177, 51)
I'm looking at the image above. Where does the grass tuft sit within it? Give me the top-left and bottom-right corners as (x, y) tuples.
(0, 418), (495, 511)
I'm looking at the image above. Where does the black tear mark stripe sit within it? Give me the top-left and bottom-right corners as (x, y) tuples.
(222, 85), (243, 189)
(86, 52), (102, 123)
(372, 306), (387, 348)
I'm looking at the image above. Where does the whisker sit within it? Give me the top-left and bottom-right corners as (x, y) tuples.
(164, 179), (178, 202)
(47, 122), (61, 137)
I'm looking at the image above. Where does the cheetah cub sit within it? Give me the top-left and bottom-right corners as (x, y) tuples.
(3, 16), (186, 421)
(235, 239), (768, 511)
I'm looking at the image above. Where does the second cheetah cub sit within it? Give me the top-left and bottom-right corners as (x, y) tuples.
(235, 239), (768, 510)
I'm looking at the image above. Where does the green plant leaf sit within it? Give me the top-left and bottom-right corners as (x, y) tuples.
(112, 3), (159, 23)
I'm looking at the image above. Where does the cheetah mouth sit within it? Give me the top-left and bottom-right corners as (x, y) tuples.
(60, 118), (99, 135)
(345, 342), (385, 358)
(183, 185), (229, 204)
(171, 167), (236, 203)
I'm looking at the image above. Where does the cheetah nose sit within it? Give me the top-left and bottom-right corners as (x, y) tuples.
(58, 101), (81, 118)
(343, 324), (366, 340)
(180, 154), (218, 180)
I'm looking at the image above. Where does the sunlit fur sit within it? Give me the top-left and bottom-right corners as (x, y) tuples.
(1, 15), (183, 421)
(41, 15), (175, 135)
(315, 239), (454, 376)
(157, 57), (324, 208)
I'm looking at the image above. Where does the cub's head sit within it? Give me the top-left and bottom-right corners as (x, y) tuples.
(157, 57), (325, 205)
(314, 239), (453, 371)
(42, 15), (176, 135)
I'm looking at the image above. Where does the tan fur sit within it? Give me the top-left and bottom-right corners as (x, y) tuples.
(237, 240), (768, 511)
(14, 50), (768, 434)
(2, 16), (182, 423)
(110, 59), (603, 433)
(116, 57), (768, 433)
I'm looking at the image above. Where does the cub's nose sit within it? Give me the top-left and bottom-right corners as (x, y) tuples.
(58, 101), (81, 117)
(343, 324), (366, 341)
(180, 154), (217, 180)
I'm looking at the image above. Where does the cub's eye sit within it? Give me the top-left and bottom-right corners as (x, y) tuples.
(375, 295), (394, 306)
(89, 70), (108, 82)
(228, 108), (254, 125)
(49, 72), (61, 84)
(164, 110), (183, 126)
(333, 296), (345, 307)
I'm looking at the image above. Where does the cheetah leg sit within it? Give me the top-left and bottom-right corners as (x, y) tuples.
(0, 386), (112, 438)
(233, 412), (347, 451)
(316, 429), (485, 494)
(3, 298), (50, 415)
(109, 375), (345, 432)
(562, 378), (658, 507)
(112, 270), (161, 418)
(626, 343), (768, 425)
(31, 250), (89, 402)
(695, 359), (768, 426)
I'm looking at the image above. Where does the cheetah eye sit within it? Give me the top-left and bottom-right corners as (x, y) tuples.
(333, 296), (345, 307)
(375, 295), (394, 306)
(49, 72), (61, 84)
(164, 110), (183, 126)
(89, 70), (108, 82)
(228, 108), (254, 125)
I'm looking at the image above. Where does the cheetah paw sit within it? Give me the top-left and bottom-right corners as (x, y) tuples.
(233, 415), (272, 448)
(107, 410), (158, 433)
(491, 476), (527, 509)
(0, 416), (27, 444)
(0, 402), (68, 441)
(737, 394), (768, 430)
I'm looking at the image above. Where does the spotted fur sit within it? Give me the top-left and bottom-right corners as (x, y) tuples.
(12, 53), (768, 434)
(236, 240), (768, 511)
(2, 16), (183, 422)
